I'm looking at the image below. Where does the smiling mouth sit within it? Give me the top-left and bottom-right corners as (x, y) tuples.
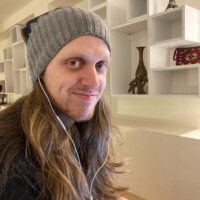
(73, 92), (98, 102)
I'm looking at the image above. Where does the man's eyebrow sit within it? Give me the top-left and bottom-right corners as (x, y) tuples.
(67, 53), (110, 62)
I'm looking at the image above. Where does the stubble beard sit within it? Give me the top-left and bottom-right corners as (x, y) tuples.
(62, 101), (97, 122)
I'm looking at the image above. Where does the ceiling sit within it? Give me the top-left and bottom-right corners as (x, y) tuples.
(0, 0), (34, 24)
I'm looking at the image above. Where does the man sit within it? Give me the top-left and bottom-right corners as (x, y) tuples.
(0, 6), (128, 200)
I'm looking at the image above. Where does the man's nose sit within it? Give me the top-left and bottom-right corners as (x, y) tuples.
(80, 65), (100, 89)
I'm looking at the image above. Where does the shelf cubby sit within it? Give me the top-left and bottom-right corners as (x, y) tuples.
(4, 60), (14, 93)
(150, 46), (176, 69)
(10, 25), (23, 44)
(20, 69), (28, 95)
(12, 42), (26, 70)
(110, 18), (148, 95)
(89, 0), (128, 28)
(150, 5), (200, 46)
(0, 62), (4, 73)
(149, 66), (200, 96)
(13, 70), (20, 94)
(127, 0), (147, 21)
(3, 48), (12, 60)
(151, 7), (182, 44)
(148, 0), (170, 16)
(107, 0), (127, 28)
(13, 68), (28, 95)
(90, 2), (107, 23)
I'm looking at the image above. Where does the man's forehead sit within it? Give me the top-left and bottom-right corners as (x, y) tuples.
(60, 36), (111, 61)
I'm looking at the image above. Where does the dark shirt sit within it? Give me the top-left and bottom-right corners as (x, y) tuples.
(1, 152), (42, 200)
(0, 97), (42, 200)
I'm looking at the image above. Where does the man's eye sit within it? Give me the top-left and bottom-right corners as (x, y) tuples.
(69, 60), (80, 67)
(96, 63), (107, 72)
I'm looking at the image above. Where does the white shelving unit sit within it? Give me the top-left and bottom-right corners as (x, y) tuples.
(0, 24), (32, 105)
(149, 5), (200, 97)
(110, 18), (148, 95)
(10, 24), (30, 95)
(108, 0), (200, 98)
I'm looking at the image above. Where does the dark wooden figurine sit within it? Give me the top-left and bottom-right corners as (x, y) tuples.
(165, 0), (178, 11)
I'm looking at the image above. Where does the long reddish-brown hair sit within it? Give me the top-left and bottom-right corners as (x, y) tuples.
(0, 82), (128, 199)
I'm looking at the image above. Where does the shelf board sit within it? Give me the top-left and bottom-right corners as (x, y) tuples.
(151, 38), (200, 48)
(13, 67), (26, 72)
(19, 67), (26, 72)
(12, 40), (24, 47)
(111, 94), (149, 98)
(111, 93), (200, 98)
(110, 16), (147, 33)
(151, 64), (200, 71)
(89, 2), (107, 12)
(0, 92), (14, 95)
(151, 5), (183, 22)
(150, 94), (200, 98)
(4, 59), (12, 63)
(128, 13), (148, 23)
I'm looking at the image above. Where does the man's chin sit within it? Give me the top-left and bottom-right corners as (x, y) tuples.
(73, 112), (94, 122)
(66, 109), (95, 122)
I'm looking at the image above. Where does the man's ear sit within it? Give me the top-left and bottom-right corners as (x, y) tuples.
(40, 71), (44, 79)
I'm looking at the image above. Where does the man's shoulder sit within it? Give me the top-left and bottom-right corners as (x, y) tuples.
(0, 149), (42, 200)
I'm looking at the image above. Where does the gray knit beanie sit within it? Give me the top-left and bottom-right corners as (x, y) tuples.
(21, 6), (111, 85)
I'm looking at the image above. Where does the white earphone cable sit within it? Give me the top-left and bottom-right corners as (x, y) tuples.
(89, 99), (111, 199)
(38, 78), (111, 200)
(38, 78), (82, 169)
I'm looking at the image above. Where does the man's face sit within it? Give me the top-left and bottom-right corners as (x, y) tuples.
(42, 35), (110, 122)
